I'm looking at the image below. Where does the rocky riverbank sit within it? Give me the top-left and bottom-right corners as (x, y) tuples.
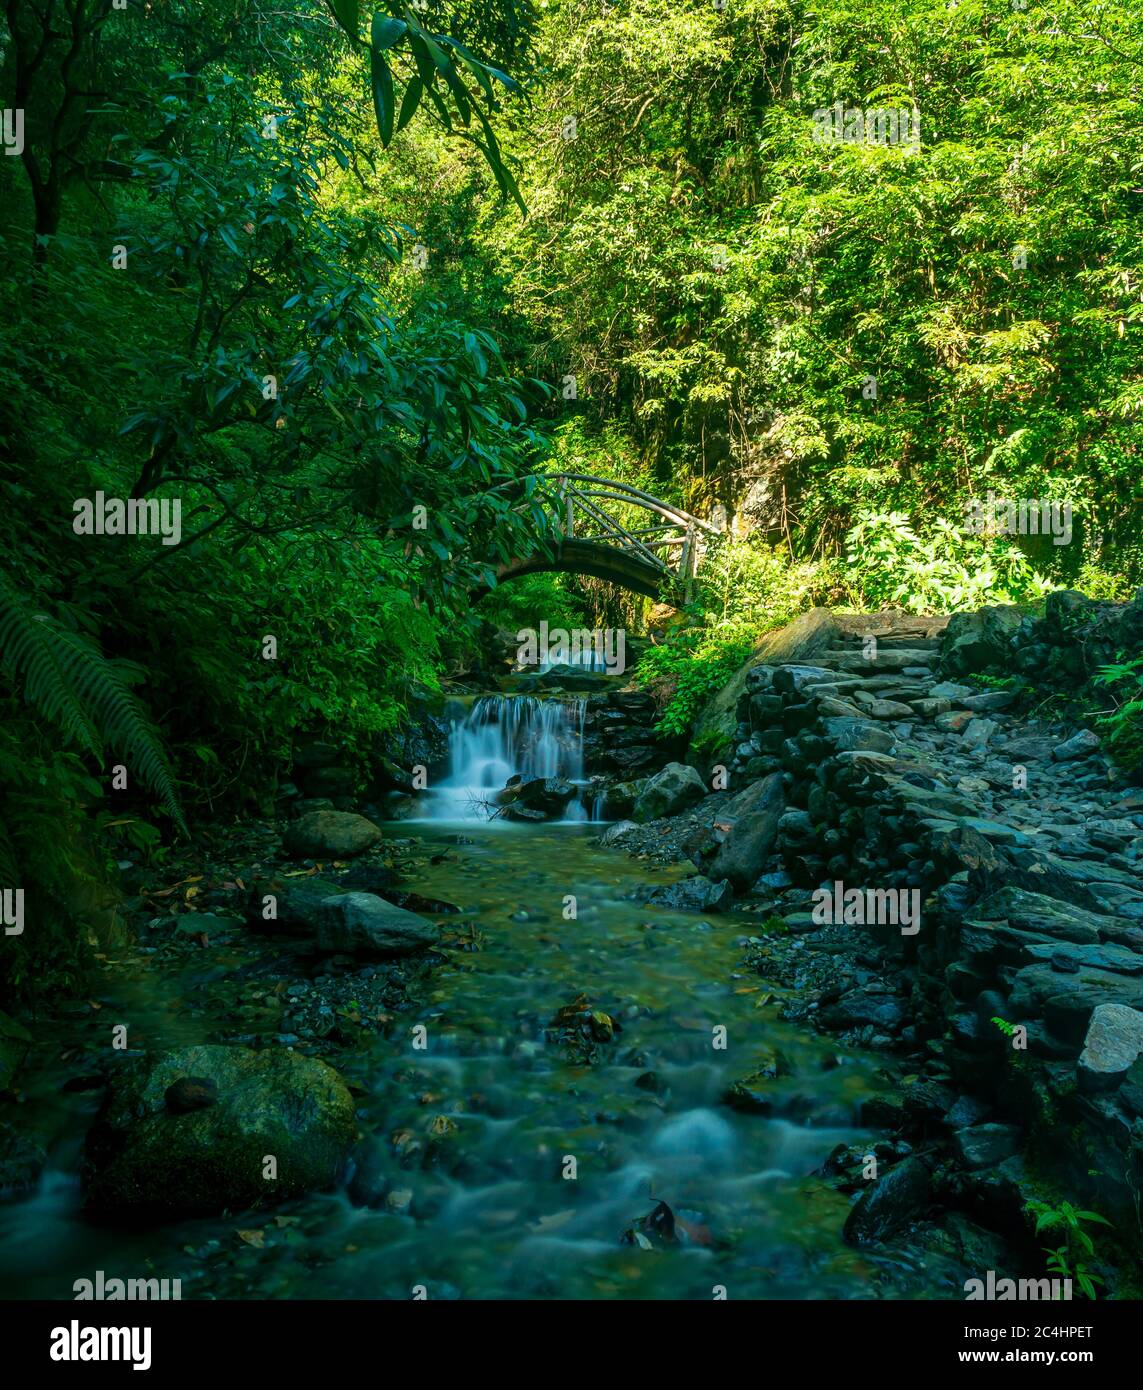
(597, 592), (1143, 1290)
(2, 594), (1140, 1300)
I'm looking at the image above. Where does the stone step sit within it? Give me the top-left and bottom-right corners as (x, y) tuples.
(866, 636), (945, 652)
(822, 648), (938, 672)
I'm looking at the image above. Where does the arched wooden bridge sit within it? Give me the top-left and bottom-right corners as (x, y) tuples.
(490, 473), (724, 599)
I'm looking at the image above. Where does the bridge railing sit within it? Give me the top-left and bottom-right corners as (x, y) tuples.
(552, 473), (722, 582)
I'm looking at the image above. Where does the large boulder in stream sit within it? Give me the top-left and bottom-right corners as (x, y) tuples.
(84, 1044), (357, 1213)
(708, 772), (786, 892)
(283, 809), (382, 859)
(314, 891), (438, 957)
(632, 762), (707, 822)
(245, 875), (346, 936)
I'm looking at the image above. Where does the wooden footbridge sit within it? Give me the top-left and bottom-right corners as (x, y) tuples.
(490, 473), (724, 599)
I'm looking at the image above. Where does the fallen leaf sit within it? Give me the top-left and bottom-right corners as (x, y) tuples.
(676, 1216), (713, 1247)
(236, 1229), (265, 1248)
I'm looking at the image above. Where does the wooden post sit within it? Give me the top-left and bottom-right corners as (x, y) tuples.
(680, 523), (696, 604)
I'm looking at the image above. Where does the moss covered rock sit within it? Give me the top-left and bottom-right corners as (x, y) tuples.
(84, 1044), (357, 1213)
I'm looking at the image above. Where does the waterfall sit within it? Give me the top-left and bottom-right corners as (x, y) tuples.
(424, 695), (592, 821)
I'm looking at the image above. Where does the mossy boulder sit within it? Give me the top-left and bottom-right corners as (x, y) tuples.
(84, 1044), (357, 1213)
(283, 810), (382, 859)
(633, 762), (706, 822)
(245, 874), (346, 936)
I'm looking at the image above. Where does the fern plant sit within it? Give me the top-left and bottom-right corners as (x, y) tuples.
(0, 571), (185, 835)
(1093, 656), (1143, 772)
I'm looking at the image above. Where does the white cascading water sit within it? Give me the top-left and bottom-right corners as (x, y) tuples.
(426, 695), (590, 821)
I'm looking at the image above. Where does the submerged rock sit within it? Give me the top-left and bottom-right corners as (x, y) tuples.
(84, 1044), (357, 1213)
(724, 1047), (786, 1113)
(513, 778), (576, 816)
(314, 891), (437, 957)
(598, 819), (638, 846)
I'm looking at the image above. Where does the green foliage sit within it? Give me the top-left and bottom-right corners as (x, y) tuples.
(3, 0), (1142, 1002)
(1025, 1200), (1112, 1300)
(329, 0), (526, 207)
(844, 511), (1051, 613)
(635, 534), (838, 735)
(636, 623), (759, 738)
(477, 0), (1142, 590)
(0, 0), (545, 1000)
(475, 573), (588, 638)
(0, 571), (184, 835)
(1093, 657), (1143, 772)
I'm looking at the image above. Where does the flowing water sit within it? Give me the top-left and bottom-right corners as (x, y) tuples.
(423, 694), (592, 822)
(0, 697), (971, 1300)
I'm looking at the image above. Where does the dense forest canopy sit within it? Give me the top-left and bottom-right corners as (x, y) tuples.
(1, 0), (1141, 997)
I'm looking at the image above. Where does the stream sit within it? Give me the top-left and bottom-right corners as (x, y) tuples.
(0, 694), (974, 1300)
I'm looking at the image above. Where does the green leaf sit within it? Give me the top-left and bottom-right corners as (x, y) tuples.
(408, 33), (438, 89)
(330, 0), (359, 38)
(397, 76), (423, 133)
(371, 48), (395, 145)
(370, 13), (406, 50)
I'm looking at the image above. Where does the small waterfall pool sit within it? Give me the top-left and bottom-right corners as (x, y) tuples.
(421, 695), (596, 822)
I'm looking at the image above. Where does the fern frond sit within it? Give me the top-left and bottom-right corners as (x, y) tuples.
(0, 572), (101, 757)
(0, 572), (186, 835)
